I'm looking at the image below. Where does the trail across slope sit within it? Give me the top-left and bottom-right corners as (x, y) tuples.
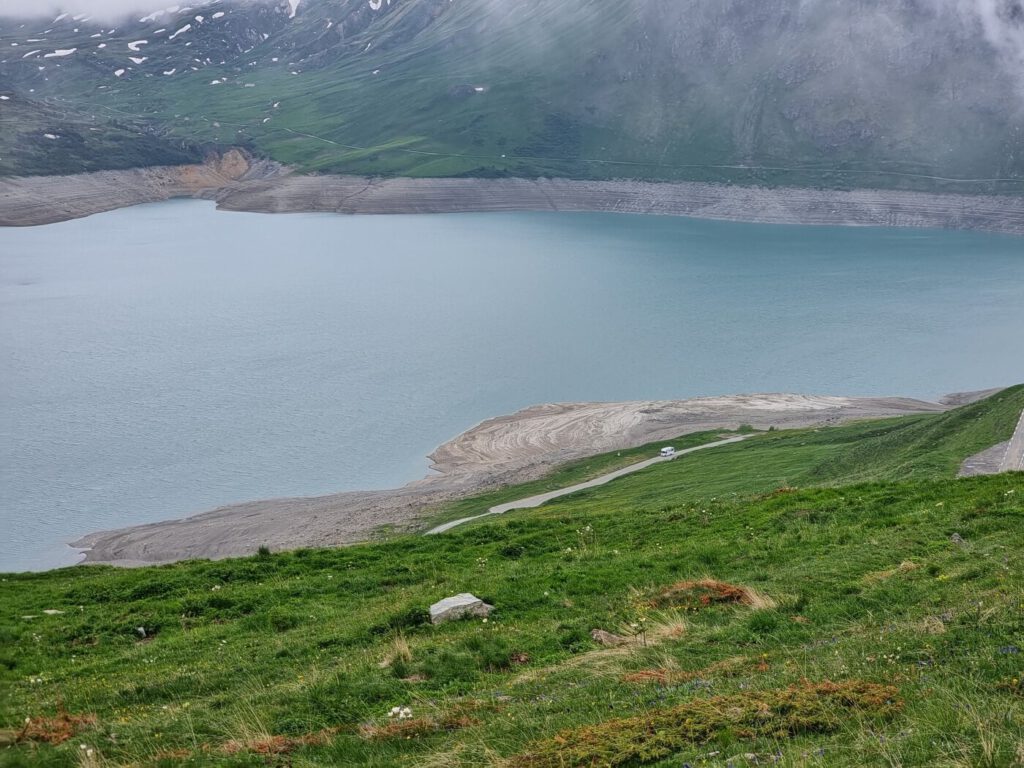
(426, 435), (749, 535)
(72, 393), (941, 566)
(1000, 409), (1024, 472)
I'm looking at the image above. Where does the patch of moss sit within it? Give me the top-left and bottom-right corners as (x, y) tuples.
(513, 681), (902, 767)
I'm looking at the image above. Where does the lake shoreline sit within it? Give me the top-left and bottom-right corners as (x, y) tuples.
(70, 392), (954, 568)
(2, 161), (1023, 234)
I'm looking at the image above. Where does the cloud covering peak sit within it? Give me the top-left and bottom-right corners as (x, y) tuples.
(0, 0), (218, 20)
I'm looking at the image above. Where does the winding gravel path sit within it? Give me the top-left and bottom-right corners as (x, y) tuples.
(425, 435), (749, 535)
(1000, 410), (1024, 472)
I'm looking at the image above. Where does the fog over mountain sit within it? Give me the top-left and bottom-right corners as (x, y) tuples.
(0, 0), (232, 20)
(1, 0), (1023, 190)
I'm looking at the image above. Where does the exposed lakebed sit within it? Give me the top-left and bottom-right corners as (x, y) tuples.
(2, 200), (1023, 571)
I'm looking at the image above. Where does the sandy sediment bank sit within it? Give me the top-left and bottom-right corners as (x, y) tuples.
(215, 175), (1024, 234)
(0, 150), (279, 227)
(71, 393), (946, 567)
(2, 164), (1023, 233)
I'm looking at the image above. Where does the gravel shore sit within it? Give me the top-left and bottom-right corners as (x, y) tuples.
(2, 163), (1023, 233)
(71, 393), (946, 567)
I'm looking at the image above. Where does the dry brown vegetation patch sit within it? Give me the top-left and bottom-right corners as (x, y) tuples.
(11, 710), (98, 746)
(360, 714), (479, 742)
(647, 579), (776, 611)
(761, 486), (800, 499)
(513, 680), (901, 767)
(221, 728), (336, 756)
(621, 656), (753, 685)
(863, 560), (920, 584)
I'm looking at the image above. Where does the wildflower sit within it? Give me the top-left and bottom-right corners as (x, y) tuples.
(211, 585), (222, 591)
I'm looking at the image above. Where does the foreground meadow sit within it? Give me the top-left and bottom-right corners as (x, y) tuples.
(2, 388), (1023, 767)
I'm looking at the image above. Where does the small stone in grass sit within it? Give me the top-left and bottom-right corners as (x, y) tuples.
(429, 594), (493, 624)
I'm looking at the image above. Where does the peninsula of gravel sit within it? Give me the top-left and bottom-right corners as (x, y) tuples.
(72, 392), (949, 567)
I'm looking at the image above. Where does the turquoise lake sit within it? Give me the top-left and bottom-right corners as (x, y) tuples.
(2, 200), (1023, 571)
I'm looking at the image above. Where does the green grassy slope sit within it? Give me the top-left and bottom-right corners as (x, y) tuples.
(426, 386), (1024, 531)
(1, 389), (1022, 767)
(0, 96), (203, 177)
(137, 0), (1024, 192)
(4, 0), (1024, 191)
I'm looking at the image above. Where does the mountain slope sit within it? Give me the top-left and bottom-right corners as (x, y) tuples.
(1, 0), (1024, 192)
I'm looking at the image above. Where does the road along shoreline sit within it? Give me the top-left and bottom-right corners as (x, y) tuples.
(426, 435), (751, 535)
(70, 393), (947, 568)
(3, 163), (1023, 234)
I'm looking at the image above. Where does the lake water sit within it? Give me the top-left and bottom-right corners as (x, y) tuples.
(2, 200), (1023, 572)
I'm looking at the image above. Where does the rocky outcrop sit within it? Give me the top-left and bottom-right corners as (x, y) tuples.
(0, 150), (281, 227)
(215, 175), (1024, 235)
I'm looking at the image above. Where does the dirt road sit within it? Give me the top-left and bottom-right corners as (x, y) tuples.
(1000, 410), (1024, 472)
(426, 435), (749, 534)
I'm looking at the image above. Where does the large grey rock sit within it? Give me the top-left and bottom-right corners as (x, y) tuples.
(429, 593), (493, 625)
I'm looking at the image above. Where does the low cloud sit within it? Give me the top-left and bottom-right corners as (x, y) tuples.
(971, 0), (1024, 67)
(943, 0), (1024, 94)
(0, 0), (219, 20)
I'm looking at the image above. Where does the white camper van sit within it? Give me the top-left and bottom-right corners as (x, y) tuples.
(660, 447), (676, 458)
